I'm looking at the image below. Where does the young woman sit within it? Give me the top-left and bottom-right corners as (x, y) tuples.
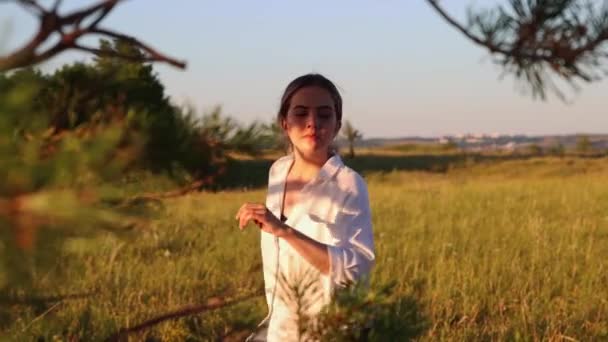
(236, 74), (375, 341)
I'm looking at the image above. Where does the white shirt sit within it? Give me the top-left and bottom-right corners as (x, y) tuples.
(258, 154), (375, 341)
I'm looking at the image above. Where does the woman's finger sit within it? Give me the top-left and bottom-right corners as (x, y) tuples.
(252, 208), (267, 215)
(236, 205), (269, 229)
(239, 211), (251, 229)
(236, 203), (265, 220)
(251, 210), (264, 222)
(235, 203), (248, 220)
(238, 207), (249, 228)
(241, 210), (263, 229)
(247, 203), (267, 210)
(244, 207), (267, 216)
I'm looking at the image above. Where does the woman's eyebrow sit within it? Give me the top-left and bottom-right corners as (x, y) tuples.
(292, 105), (333, 110)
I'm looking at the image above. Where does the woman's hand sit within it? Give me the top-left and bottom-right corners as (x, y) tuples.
(235, 203), (289, 237)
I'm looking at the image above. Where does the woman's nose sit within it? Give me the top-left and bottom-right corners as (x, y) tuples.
(306, 113), (320, 129)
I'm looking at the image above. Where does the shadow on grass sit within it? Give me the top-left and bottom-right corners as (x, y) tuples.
(369, 294), (428, 341)
(312, 287), (428, 341)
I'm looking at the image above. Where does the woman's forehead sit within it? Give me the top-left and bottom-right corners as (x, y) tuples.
(290, 87), (335, 107)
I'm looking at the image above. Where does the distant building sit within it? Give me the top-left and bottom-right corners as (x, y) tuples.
(502, 142), (516, 152)
(438, 137), (451, 144)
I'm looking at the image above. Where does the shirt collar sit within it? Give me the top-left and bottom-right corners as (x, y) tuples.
(317, 153), (343, 181)
(279, 153), (344, 183)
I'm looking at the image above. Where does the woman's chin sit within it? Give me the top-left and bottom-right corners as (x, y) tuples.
(296, 142), (329, 156)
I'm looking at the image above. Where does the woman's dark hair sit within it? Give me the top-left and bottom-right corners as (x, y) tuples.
(277, 73), (343, 125)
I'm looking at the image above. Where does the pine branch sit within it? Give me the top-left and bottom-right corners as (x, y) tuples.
(0, 0), (186, 72)
(427, 0), (608, 100)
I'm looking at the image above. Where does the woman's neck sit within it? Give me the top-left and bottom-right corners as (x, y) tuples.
(290, 148), (330, 181)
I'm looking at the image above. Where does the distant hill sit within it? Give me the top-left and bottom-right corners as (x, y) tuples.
(339, 134), (608, 152)
(337, 136), (437, 148)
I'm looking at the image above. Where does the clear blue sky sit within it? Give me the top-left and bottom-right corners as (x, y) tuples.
(2, 1), (607, 138)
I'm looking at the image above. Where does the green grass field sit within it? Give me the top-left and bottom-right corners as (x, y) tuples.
(4, 154), (608, 341)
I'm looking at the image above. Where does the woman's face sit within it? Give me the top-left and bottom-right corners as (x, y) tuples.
(282, 86), (340, 158)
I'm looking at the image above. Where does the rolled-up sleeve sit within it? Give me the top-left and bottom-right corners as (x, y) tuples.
(327, 177), (375, 287)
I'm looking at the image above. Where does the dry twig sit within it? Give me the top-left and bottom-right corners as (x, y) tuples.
(0, 0), (186, 71)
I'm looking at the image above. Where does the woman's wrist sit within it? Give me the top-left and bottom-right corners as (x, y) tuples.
(276, 222), (294, 239)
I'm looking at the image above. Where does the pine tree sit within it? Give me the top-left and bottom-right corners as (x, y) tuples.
(341, 120), (363, 158)
(0, 1), (187, 293)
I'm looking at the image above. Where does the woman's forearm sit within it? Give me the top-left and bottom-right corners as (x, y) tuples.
(279, 225), (330, 275)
